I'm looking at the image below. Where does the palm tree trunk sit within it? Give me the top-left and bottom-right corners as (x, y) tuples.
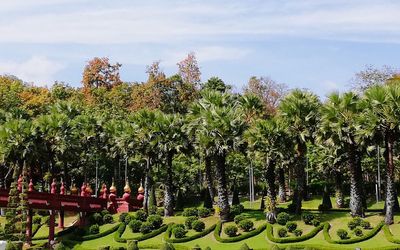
(335, 170), (344, 208)
(143, 157), (152, 213)
(292, 141), (306, 214)
(164, 152), (174, 217)
(266, 159), (276, 222)
(278, 167), (286, 202)
(204, 156), (215, 202)
(385, 132), (395, 224)
(349, 143), (364, 217)
(215, 154), (230, 221)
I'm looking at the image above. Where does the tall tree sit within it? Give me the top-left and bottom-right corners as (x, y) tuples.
(177, 52), (201, 86)
(82, 57), (122, 90)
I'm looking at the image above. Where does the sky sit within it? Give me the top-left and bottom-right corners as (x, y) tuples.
(0, 0), (400, 97)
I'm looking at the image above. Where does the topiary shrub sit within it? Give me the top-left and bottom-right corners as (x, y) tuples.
(101, 209), (110, 217)
(124, 214), (133, 225)
(239, 243), (250, 250)
(126, 240), (139, 250)
(119, 213), (129, 223)
(33, 215), (42, 224)
(224, 225), (238, 237)
(347, 220), (357, 230)
(147, 214), (163, 229)
(285, 222), (297, 232)
(234, 214), (246, 225)
(337, 229), (349, 239)
(182, 208), (198, 217)
(103, 214), (114, 224)
(302, 213), (315, 225)
(353, 217), (362, 226)
(91, 213), (103, 225)
(277, 228), (287, 238)
(129, 219), (142, 233)
(89, 224), (100, 235)
(5, 242), (18, 250)
(54, 242), (69, 250)
(293, 229), (303, 237)
(230, 204), (244, 216)
(172, 226), (187, 238)
(312, 219), (320, 227)
(192, 220), (205, 232)
(172, 223), (185, 230)
(354, 227), (363, 237)
(198, 207), (211, 218)
(239, 219), (254, 232)
(185, 216), (198, 229)
(135, 210), (147, 222)
(360, 220), (371, 229)
(160, 243), (175, 250)
(157, 208), (165, 216)
(276, 212), (290, 225)
(140, 222), (153, 234)
(148, 205), (157, 215)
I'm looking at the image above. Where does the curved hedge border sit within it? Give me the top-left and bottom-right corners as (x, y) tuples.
(383, 225), (400, 244)
(114, 223), (169, 243)
(164, 223), (216, 243)
(266, 222), (324, 243)
(323, 221), (384, 244)
(77, 223), (121, 241)
(214, 221), (267, 243)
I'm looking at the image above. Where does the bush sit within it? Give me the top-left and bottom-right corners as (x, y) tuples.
(119, 213), (129, 223)
(239, 219), (254, 232)
(239, 243), (250, 250)
(33, 215), (42, 224)
(182, 208), (198, 217)
(54, 243), (69, 250)
(361, 220), (371, 229)
(287, 203), (296, 213)
(337, 229), (349, 239)
(353, 217), (362, 226)
(140, 222), (153, 234)
(101, 209), (110, 217)
(302, 213), (315, 225)
(124, 215), (133, 225)
(312, 219), (320, 227)
(185, 216), (198, 229)
(192, 220), (205, 232)
(135, 210), (147, 221)
(91, 213), (103, 225)
(172, 223), (185, 230)
(5, 242), (20, 250)
(276, 212), (290, 225)
(277, 228), (287, 238)
(103, 214), (114, 224)
(230, 204), (244, 216)
(126, 240), (139, 250)
(285, 222), (297, 232)
(224, 225), (238, 237)
(4, 223), (16, 235)
(198, 207), (211, 218)
(347, 220), (357, 230)
(89, 224), (100, 235)
(160, 243), (175, 250)
(172, 226), (187, 238)
(74, 227), (85, 236)
(147, 214), (163, 229)
(354, 227), (363, 237)
(234, 214), (246, 225)
(157, 208), (165, 216)
(129, 219), (142, 233)
(293, 229), (303, 237)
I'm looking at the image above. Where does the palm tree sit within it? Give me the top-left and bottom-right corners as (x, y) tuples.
(320, 92), (365, 217)
(361, 84), (400, 224)
(278, 89), (320, 214)
(187, 90), (247, 221)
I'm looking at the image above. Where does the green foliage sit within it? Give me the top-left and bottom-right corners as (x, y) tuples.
(101, 209), (110, 217)
(266, 222), (325, 243)
(293, 229), (303, 237)
(302, 213), (315, 225)
(232, 188), (240, 205)
(33, 215), (42, 224)
(234, 214), (246, 225)
(182, 208), (198, 217)
(140, 222), (153, 234)
(91, 213), (103, 225)
(312, 219), (320, 227)
(147, 214), (163, 229)
(347, 221), (357, 230)
(119, 213), (129, 223)
(276, 212), (290, 225)
(203, 189), (213, 209)
(197, 207), (211, 218)
(361, 220), (371, 229)
(239, 219), (254, 232)
(224, 225), (238, 237)
(238, 243), (251, 250)
(5, 242), (19, 250)
(124, 215), (133, 225)
(185, 216), (198, 229)
(103, 214), (114, 224)
(278, 228), (288, 238)
(160, 243), (175, 250)
(129, 219), (142, 233)
(89, 224), (100, 234)
(285, 221), (297, 232)
(336, 229), (349, 240)
(126, 240), (139, 250)
(165, 223), (216, 243)
(354, 227), (363, 237)
(230, 204), (244, 216)
(192, 220), (205, 232)
(135, 210), (148, 222)
(172, 226), (187, 238)
(192, 244), (201, 250)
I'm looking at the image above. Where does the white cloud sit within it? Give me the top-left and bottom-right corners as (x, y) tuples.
(0, 56), (65, 86)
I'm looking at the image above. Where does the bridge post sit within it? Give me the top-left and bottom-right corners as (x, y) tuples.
(79, 212), (86, 227)
(25, 209), (32, 246)
(48, 209), (55, 246)
(58, 209), (64, 229)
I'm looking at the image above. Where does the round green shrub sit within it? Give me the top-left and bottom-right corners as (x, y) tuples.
(353, 217), (362, 226)
(54, 242), (69, 250)
(360, 220), (371, 229)
(101, 209), (110, 217)
(5, 242), (18, 250)
(230, 204), (244, 216)
(224, 225), (238, 237)
(347, 220), (357, 230)
(185, 216), (198, 229)
(192, 220), (205, 232)
(285, 221), (297, 232)
(204, 247), (211, 250)
(89, 224), (100, 234)
(129, 219), (142, 233)
(147, 214), (163, 229)
(198, 207), (211, 218)
(172, 223), (185, 230)
(293, 229), (303, 237)
(119, 213), (129, 223)
(182, 207), (198, 217)
(277, 228), (288, 238)
(103, 214), (114, 224)
(312, 219), (320, 227)
(234, 214), (246, 224)
(239, 219), (254, 232)
(124, 214), (133, 224)
(135, 210), (147, 221)
(160, 243), (175, 250)
(33, 215), (42, 224)
(354, 227), (363, 237)
(337, 229), (349, 239)
(157, 208), (165, 216)
(172, 226), (187, 238)
(140, 221), (153, 234)
(302, 213), (315, 225)
(276, 212), (290, 225)
(91, 213), (103, 225)
(148, 206), (157, 215)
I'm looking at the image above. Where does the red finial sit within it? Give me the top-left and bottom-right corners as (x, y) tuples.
(60, 182), (65, 195)
(102, 184), (108, 199)
(28, 179), (34, 192)
(51, 178), (57, 194)
(80, 182), (87, 196)
(17, 175), (23, 192)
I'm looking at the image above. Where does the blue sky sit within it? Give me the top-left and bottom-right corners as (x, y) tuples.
(1, 0), (400, 97)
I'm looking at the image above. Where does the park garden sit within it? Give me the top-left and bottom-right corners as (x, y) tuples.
(0, 57), (400, 249)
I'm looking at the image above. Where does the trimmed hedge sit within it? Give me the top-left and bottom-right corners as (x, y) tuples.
(164, 223), (216, 243)
(78, 223), (120, 241)
(214, 221), (267, 243)
(114, 223), (169, 243)
(266, 222), (324, 243)
(323, 221), (384, 244)
(32, 225), (77, 240)
(383, 225), (400, 244)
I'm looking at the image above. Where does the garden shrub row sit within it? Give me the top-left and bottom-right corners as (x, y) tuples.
(323, 221), (384, 244)
(383, 225), (400, 244)
(114, 222), (169, 243)
(266, 222), (325, 243)
(214, 221), (267, 243)
(164, 223), (216, 243)
(78, 223), (121, 241)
